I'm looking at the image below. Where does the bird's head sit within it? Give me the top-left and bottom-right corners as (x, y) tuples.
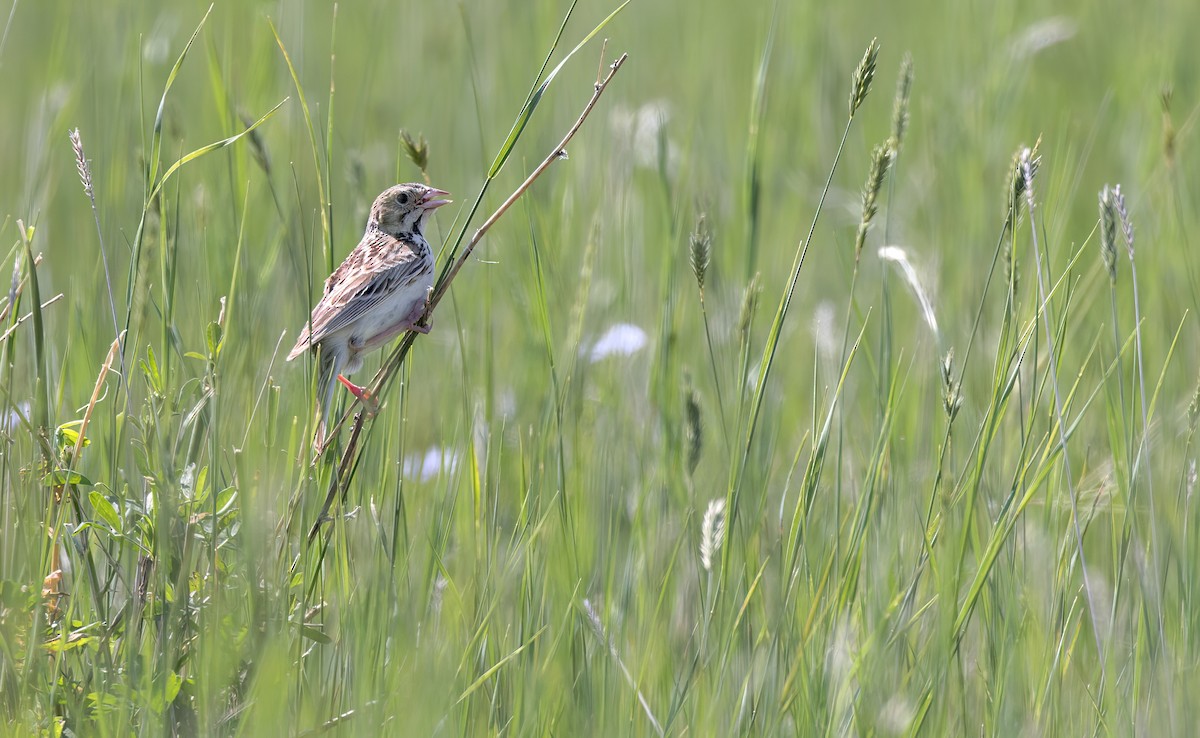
(369, 183), (452, 236)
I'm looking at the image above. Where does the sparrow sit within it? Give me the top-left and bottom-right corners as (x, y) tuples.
(288, 182), (451, 450)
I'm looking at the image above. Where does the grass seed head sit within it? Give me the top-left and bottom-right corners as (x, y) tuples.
(240, 113), (272, 177)
(849, 38), (880, 119)
(855, 143), (893, 260)
(1112, 184), (1134, 258)
(1162, 86), (1176, 165)
(689, 211), (712, 292)
(400, 129), (429, 174)
(683, 372), (703, 477)
(940, 349), (962, 421)
(738, 273), (762, 340)
(1099, 185), (1119, 282)
(889, 53), (914, 153)
(1005, 138), (1041, 227)
(69, 128), (94, 199)
(700, 498), (726, 571)
(1019, 140), (1040, 207)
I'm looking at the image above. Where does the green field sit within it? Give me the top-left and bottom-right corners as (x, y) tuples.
(1, 0), (1198, 734)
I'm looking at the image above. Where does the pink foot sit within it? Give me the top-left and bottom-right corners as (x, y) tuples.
(338, 375), (379, 413)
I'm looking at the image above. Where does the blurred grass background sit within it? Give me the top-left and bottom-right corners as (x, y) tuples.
(1, 0), (1199, 734)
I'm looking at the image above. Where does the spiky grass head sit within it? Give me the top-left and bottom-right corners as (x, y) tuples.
(700, 498), (727, 572)
(689, 212), (712, 293)
(889, 53), (914, 153)
(849, 38), (880, 119)
(854, 144), (893, 261)
(1099, 185), (1119, 282)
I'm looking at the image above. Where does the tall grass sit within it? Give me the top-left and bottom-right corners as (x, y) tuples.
(1, 0), (1198, 735)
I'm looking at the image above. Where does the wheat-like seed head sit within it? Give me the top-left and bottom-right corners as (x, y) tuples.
(889, 54), (914, 153)
(849, 38), (880, 119)
(940, 349), (962, 421)
(1005, 138), (1041, 227)
(700, 498), (726, 571)
(1019, 141), (1041, 208)
(1099, 185), (1119, 283)
(1112, 184), (1134, 258)
(738, 273), (761, 340)
(400, 129), (429, 174)
(689, 212), (712, 293)
(854, 143), (893, 260)
(69, 128), (93, 200)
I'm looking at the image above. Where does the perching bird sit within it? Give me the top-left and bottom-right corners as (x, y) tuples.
(288, 183), (451, 450)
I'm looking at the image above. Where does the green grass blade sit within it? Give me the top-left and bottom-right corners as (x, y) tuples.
(148, 98), (288, 202)
(487, 0), (630, 178)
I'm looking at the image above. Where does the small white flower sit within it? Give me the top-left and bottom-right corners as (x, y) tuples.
(1009, 17), (1077, 59)
(588, 323), (648, 362)
(811, 301), (838, 361)
(403, 447), (460, 482)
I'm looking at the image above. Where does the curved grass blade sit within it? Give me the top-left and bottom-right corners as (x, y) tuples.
(148, 98), (289, 202)
(487, 0), (630, 179)
(150, 4), (214, 188)
(269, 18), (332, 269)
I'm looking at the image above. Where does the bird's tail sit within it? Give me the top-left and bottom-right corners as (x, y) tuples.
(313, 342), (346, 453)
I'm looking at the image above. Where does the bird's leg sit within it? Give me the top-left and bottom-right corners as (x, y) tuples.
(338, 374), (380, 414)
(408, 286), (434, 334)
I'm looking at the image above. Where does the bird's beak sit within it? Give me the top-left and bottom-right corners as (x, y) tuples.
(422, 188), (452, 210)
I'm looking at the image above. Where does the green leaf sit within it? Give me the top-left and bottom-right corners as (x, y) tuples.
(215, 486), (237, 516)
(206, 321), (223, 357)
(142, 346), (162, 392)
(165, 671), (183, 704)
(45, 636), (92, 653)
(43, 470), (93, 487)
(89, 490), (121, 530)
(55, 423), (87, 452)
(193, 465), (209, 502)
(298, 625), (331, 644)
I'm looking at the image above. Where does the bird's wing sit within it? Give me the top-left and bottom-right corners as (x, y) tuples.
(294, 230), (430, 351)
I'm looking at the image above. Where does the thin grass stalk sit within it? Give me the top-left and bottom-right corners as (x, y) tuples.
(689, 212), (731, 451)
(833, 141), (892, 573)
(14, 223), (45, 447)
(1023, 153), (1107, 686)
(879, 55), (912, 410)
(524, 202), (577, 575)
(723, 39), (878, 589)
(946, 221), (1094, 651)
(743, 2), (778, 281)
(1117, 188), (1167, 665)
(68, 129), (119, 339)
(325, 4), (338, 270)
(931, 149), (1039, 601)
(269, 18), (332, 272)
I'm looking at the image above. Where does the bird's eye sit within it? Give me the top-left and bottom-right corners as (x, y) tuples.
(396, 192), (410, 205)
